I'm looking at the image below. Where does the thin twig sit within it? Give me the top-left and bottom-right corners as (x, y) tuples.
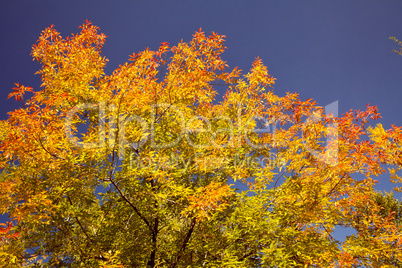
(66, 195), (93, 243)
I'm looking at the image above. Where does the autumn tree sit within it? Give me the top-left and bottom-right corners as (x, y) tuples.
(0, 21), (401, 267)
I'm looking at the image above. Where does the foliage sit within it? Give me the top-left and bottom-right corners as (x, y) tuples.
(0, 21), (401, 267)
(390, 36), (402, 56)
(373, 191), (402, 226)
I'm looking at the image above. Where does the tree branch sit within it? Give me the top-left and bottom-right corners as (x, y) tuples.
(169, 218), (197, 268)
(148, 179), (159, 268)
(108, 176), (152, 230)
(326, 173), (346, 197)
(66, 195), (93, 243)
(238, 249), (256, 262)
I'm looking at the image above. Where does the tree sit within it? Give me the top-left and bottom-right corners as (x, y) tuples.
(0, 21), (401, 267)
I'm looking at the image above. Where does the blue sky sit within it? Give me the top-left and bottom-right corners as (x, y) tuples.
(1, 0), (401, 238)
(1, 1), (401, 126)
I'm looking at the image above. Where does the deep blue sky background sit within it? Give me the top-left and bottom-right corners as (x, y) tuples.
(1, 1), (401, 239)
(1, 1), (401, 125)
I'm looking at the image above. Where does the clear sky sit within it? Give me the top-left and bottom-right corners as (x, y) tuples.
(1, 1), (401, 124)
(1, 0), (401, 231)
(2, 1), (402, 122)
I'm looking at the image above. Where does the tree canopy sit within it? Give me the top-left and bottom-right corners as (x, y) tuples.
(0, 21), (401, 267)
